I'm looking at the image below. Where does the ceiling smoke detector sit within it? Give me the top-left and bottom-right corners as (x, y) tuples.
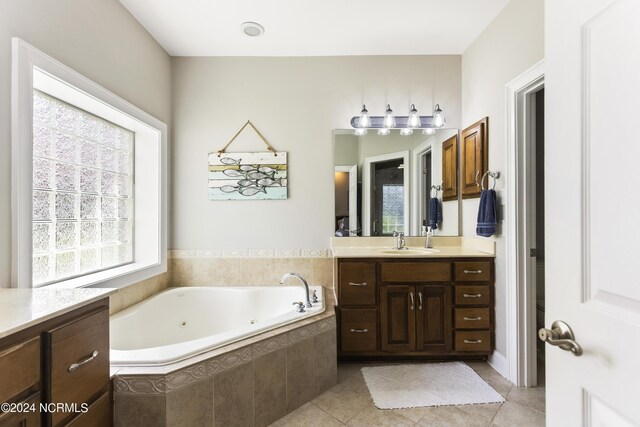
(241, 22), (265, 37)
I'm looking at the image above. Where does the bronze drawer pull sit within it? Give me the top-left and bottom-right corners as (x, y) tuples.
(68, 350), (99, 372)
(350, 328), (369, 333)
(463, 316), (482, 321)
(348, 282), (368, 287)
(463, 339), (483, 344)
(463, 269), (483, 274)
(463, 293), (482, 298)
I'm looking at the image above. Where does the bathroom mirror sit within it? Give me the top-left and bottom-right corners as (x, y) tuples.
(333, 128), (460, 237)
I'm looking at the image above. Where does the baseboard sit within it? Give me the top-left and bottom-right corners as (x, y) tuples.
(488, 351), (509, 380)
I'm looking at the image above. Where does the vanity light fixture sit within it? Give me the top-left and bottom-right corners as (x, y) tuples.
(383, 104), (396, 129)
(407, 104), (421, 128)
(350, 103), (445, 136)
(432, 104), (446, 128)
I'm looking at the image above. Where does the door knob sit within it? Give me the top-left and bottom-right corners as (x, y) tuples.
(538, 320), (583, 356)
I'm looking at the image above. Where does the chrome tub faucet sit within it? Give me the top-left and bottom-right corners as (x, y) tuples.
(280, 273), (312, 308)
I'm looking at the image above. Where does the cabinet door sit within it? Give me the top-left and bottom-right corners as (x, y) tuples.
(442, 135), (458, 201)
(380, 286), (416, 352)
(416, 285), (452, 352)
(461, 118), (488, 198)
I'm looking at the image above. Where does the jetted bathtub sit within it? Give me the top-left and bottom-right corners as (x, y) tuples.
(110, 286), (325, 366)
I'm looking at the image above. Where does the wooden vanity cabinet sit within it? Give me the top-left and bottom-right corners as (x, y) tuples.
(337, 258), (494, 359)
(0, 299), (111, 427)
(461, 117), (489, 199)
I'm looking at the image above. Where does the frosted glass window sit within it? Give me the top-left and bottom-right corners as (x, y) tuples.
(381, 185), (404, 235)
(32, 90), (134, 286)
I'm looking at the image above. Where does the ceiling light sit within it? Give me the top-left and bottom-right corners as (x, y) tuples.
(432, 104), (446, 128)
(383, 104), (396, 128)
(407, 104), (421, 128)
(354, 128), (368, 136)
(241, 22), (265, 37)
(422, 128), (436, 136)
(378, 128), (391, 136)
(400, 128), (413, 136)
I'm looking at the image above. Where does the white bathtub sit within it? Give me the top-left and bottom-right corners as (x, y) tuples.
(110, 286), (325, 366)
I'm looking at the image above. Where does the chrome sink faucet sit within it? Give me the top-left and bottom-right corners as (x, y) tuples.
(392, 231), (407, 250)
(280, 273), (312, 308)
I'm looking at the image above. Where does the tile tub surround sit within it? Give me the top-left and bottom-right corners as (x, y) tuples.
(109, 268), (171, 315)
(169, 250), (334, 288)
(113, 307), (337, 426)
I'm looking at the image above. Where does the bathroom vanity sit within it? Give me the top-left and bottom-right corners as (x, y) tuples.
(0, 288), (114, 427)
(333, 238), (495, 360)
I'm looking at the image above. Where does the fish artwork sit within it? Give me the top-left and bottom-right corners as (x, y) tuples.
(247, 171), (275, 180)
(223, 169), (245, 177)
(256, 177), (282, 187)
(257, 165), (276, 174)
(238, 186), (267, 196)
(219, 185), (238, 193)
(237, 179), (256, 187)
(219, 157), (241, 165)
(239, 165), (256, 172)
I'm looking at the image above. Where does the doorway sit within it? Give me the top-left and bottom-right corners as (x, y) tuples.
(372, 158), (405, 236)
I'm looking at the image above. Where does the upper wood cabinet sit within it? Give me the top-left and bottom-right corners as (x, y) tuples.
(441, 135), (458, 201)
(461, 118), (489, 198)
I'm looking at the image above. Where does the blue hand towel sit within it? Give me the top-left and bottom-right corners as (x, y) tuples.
(428, 197), (442, 230)
(476, 189), (497, 237)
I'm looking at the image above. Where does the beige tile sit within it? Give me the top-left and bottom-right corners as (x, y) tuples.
(506, 386), (545, 413)
(273, 258), (314, 284)
(312, 258), (334, 289)
(192, 258), (220, 286)
(466, 362), (513, 398)
(312, 371), (372, 423)
(214, 361), (254, 426)
(114, 393), (166, 427)
(490, 401), (545, 427)
(171, 258), (194, 286)
(417, 406), (490, 426)
(457, 403), (502, 421)
(166, 378), (214, 427)
(287, 337), (316, 412)
(269, 403), (344, 427)
(314, 329), (338, 395)
(346, 406), (416, 426)
(243, 258), (279, 285)
(254, 348), (287, 427)
(336, 364), (364, 384)
(217, 258), (245, 286)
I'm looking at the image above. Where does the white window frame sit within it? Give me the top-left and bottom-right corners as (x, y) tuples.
(11, 38), (168, 289)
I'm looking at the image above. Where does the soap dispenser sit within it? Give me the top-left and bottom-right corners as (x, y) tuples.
(425, 227), (433, 249)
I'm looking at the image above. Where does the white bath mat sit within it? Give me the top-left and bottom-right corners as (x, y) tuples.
(361, 362), (505, 409)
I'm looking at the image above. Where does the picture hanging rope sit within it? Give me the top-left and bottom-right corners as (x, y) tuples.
(217, 120), (278, 157)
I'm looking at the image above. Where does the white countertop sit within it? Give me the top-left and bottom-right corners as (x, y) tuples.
(331, 236), (495, 258)
(0, 288), (116, 340)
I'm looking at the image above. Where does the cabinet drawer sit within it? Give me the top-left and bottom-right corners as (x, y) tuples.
(454, 331), (491, 352)
(340, 262), (376, 305)
(454, 308), (490, 329)
(66, 391), (112, 427)
(47, 308), (109, 426)
(454, 262), (491, 282)
(0, 337), (40, 403)
(454, 286), (490, 306)
(340, 309), (377, 352)
(0, 392), (41, 427)
(380, 262), (451, 283)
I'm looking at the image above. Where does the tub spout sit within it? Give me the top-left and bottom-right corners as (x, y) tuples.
(279, 273), (312, 308)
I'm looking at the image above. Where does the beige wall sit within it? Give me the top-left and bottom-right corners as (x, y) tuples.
(171, 56), (461, 250)
(461, 0), (544, 356)
(0, 0), (172, 288)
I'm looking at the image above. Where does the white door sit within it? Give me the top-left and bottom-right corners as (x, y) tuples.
(545, 0), (640, 425)
(348, 164), (358, 235)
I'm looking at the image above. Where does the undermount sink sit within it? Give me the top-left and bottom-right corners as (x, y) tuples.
(377, 248), (440, 255)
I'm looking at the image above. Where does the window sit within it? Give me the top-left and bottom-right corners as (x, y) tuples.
(12, 39), (167, 289)
(381, 184), (404, 235)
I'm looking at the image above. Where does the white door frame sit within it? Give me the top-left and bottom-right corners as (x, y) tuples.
(410, 139), (433, 236)
(335, 165), (358, 235)
(505, 59), (545, 387)
(362, 151), (410, 236)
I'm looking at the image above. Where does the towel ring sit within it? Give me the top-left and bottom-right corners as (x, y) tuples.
(430, 184), (442, 197)
(480, 171), (500, 191)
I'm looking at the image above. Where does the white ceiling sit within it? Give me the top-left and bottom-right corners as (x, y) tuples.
(118, 0), (511, 57)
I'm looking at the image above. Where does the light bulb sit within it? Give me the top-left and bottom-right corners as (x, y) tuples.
(407, 104), (421, 128)
(378, 128), (391, 136)
(432, 104), (445, 128)
(358, 105), (371, 128)
(400, 128), (413, 136)
(422, 128), (436, 136)
(383, 104), (396, 128)
(354, 128), (367, 136)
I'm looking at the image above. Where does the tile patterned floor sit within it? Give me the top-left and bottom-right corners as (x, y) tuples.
(270, 362), (545, 427)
